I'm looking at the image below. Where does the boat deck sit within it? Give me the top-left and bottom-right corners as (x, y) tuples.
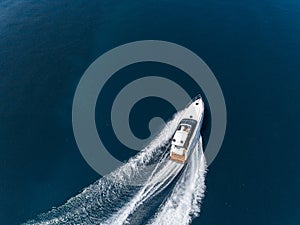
(170, 150), (186, 163)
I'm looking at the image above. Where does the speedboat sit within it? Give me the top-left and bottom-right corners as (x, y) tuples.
(170, 95), (204, 163)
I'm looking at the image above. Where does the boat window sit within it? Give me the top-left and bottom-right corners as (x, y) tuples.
(177, 124), (191, 132)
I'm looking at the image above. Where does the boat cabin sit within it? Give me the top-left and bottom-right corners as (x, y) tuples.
(171, 124), (191, 147)
(170, 123), (193, 163)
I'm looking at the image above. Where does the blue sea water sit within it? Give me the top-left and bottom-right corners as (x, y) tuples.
(0, 0), (300, 224)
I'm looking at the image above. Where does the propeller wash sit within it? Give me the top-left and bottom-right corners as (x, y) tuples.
(26, 96), (207, 225)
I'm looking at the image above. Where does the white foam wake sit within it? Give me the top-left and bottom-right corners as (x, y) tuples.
(102, 160), (184, 225)
(25, 108), (207, 225)
(147, 138), (207, 225)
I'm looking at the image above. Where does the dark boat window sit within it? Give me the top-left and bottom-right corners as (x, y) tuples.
(177, 124), (191, 132)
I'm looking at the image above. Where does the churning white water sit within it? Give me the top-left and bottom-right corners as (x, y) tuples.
(25, 109), (207, 225)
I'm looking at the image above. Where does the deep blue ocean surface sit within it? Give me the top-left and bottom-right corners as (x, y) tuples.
(0, 0), (300, 224)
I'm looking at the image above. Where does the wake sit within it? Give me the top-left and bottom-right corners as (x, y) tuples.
(25, 109), (207, 225)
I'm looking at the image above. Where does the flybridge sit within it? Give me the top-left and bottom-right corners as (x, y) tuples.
(169, 97), (204, 163)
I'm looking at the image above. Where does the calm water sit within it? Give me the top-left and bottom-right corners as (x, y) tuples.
(0, 0), (299, 224)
